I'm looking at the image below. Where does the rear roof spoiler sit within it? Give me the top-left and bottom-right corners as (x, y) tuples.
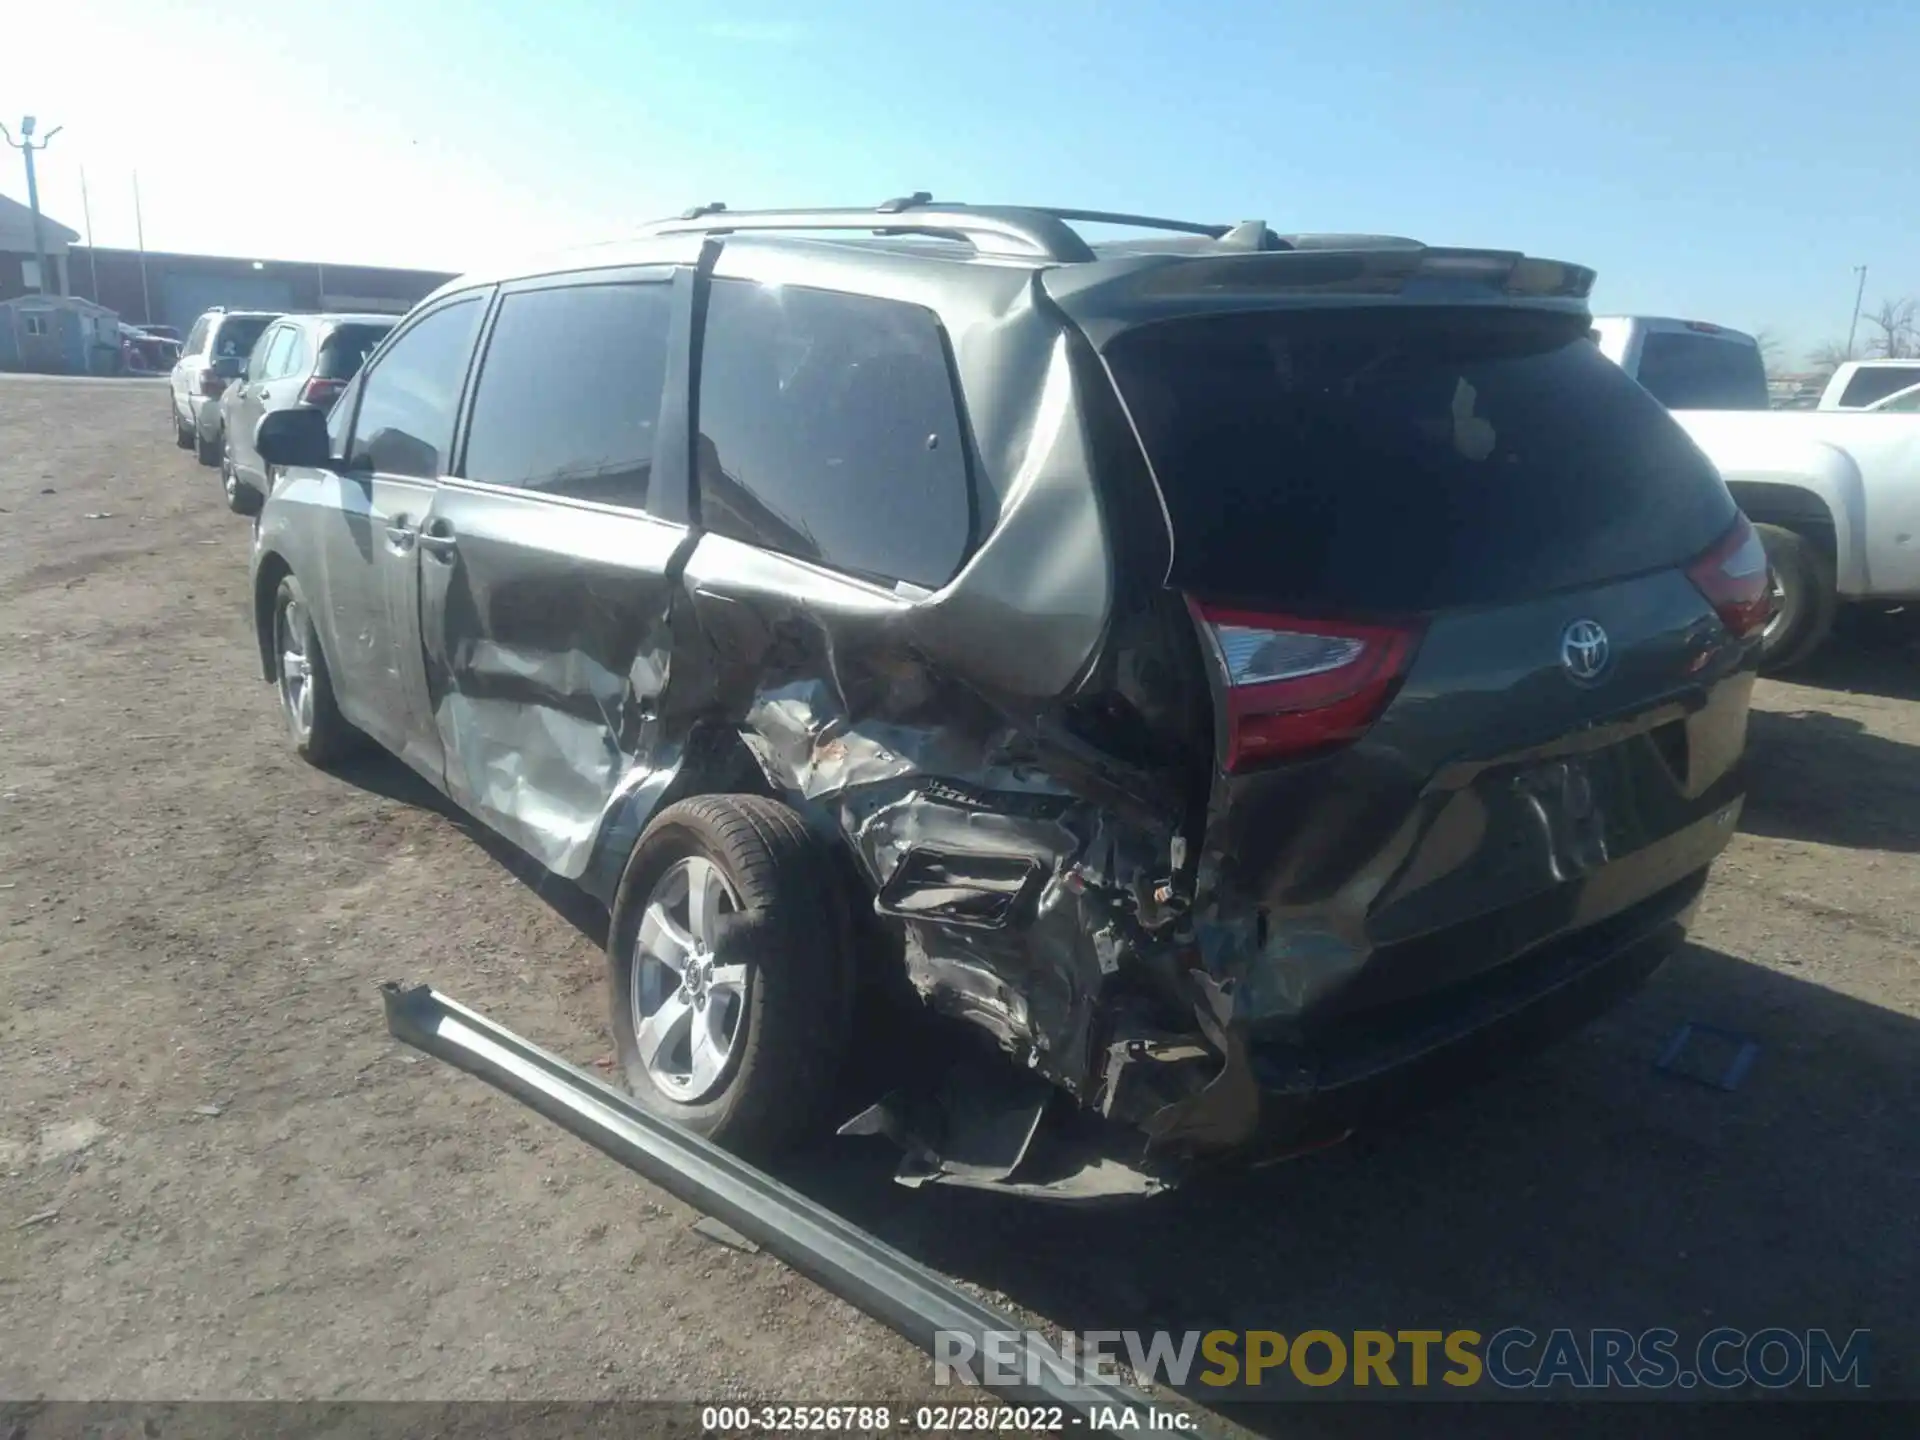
(1043, 244), (1597, 343)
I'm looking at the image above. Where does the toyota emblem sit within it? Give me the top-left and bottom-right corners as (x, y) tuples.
(1560, 619), (1610, 683)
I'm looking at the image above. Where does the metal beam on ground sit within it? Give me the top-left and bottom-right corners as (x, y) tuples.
(382, 982), (1190, 1437)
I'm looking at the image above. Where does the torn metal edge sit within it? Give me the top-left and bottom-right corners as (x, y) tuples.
(380, 981), (1180, 1436)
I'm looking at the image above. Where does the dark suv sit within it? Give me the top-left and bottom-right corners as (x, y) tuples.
(247, 199), (1764, 1200)
(218, 313), (395, 514)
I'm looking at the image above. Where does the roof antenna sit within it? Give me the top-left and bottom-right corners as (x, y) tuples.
(680, 201), (728, 220)
(877, 191), (934, 214)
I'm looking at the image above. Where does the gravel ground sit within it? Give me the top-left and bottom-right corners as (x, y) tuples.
(1, 376), (1915, 1427)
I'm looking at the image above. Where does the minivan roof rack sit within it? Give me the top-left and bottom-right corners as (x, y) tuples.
(637, 196), (1291, 263)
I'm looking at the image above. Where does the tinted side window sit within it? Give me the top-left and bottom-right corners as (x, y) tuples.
(462, 281), (673, 510)
(1839, 365), (1920, 408)
(695, 279), (971, 589)
(185, 318), (210, 355)
(347, 298), (483, 478)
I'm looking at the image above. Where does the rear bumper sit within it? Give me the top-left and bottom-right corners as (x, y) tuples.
(1235, 866), (1705, 1158)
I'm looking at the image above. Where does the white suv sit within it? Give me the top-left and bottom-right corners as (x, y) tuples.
(168, 309), (281, 465)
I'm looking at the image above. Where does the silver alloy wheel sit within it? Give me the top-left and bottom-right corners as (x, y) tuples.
(276, 596), (314, 741)
(222, 443), (238, 502)
(1761, 567), (1789, 642)
(631, 855), (746, 1102)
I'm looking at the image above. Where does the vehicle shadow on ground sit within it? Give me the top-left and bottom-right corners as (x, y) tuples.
(1739, 707), (1920, 853)
(329, 748), (609, 946)
(1785, 611), (1920, 703)
(783, 943), (1918, 1423)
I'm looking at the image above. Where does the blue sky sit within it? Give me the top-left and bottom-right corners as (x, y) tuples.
(4, 0), (1913, 365)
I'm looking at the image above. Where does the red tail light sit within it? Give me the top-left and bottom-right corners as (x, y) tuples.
(300, 377), (346, 407)
(1187, 599), (1425, 770)
(1686, 514), (1771, 639)
(197, 368), (226, 398)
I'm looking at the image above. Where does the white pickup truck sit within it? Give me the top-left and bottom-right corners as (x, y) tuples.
(1594, 315), (1920, 669)
(1818, 359), (1920, 411)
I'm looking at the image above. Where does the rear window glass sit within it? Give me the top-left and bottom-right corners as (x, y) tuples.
(1839, 365), (1920, 408)
(213, 316), (273, 359)
(1634, 332), (1770, 411)
(318, 323), (394, 380)
(1105, 308), (1736, 613)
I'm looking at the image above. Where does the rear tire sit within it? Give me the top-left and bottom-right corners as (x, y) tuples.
(221, 444), (260, 516)
(271, 575), (362, 767)
(173, 399), (194, 450)
(608, 795), (851, 1159)
(1754, 523), (1837, 673)
(196, 419), (222, 467)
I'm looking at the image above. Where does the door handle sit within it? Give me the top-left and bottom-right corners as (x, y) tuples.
(384, 517), (417, 553)
(417, 522), (458, 558)
(257, 389), (271, 401)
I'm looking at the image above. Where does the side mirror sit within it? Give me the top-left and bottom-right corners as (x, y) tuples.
(255, 406), (333, 469)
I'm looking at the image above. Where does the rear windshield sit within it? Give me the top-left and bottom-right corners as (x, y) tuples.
(317, 323), (394, 380)
(1105, 308), (1736, 613)
(1633, 331), (1770, 410)
(212, 316), (274, 359)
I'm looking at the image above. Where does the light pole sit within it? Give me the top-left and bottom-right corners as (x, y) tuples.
(1, 116), (64, 295)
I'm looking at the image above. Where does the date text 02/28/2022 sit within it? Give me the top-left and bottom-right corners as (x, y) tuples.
(699, 1404), (1196, 1432)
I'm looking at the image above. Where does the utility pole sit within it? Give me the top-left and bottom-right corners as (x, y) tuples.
(1846, 264), (1868, 360)
(79, 167), (99, 302)
(2, 117), (64, 294)
(133, 172), (152, 325)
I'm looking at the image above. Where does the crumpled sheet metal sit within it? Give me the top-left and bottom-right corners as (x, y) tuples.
(734, 670), (1188, 1105)
(437, 604), (682, 882)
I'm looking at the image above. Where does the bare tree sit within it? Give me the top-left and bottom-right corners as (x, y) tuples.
(1862, 297), (1920, 360)
(1807, 339), (1853, 375)
(1753, 328), (1785, 378)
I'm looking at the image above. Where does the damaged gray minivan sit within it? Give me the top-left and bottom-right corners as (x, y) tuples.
(249, 200), (1765, 1200)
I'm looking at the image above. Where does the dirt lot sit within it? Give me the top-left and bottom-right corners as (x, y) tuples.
(2, 376), (1916, 1421)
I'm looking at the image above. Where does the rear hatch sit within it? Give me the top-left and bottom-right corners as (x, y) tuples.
(1088, 294), (1762, 1026)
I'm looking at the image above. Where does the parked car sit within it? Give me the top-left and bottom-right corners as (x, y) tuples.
(120, 324), (180, 374)
(137, 324), (182, 344)
(217, 313), (395, 514)
(168, 308), (281, 464)
(247, 201), (1762, 1199)
(1595, 315), (1920, 669)
(1816, 359), (1920, 411)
